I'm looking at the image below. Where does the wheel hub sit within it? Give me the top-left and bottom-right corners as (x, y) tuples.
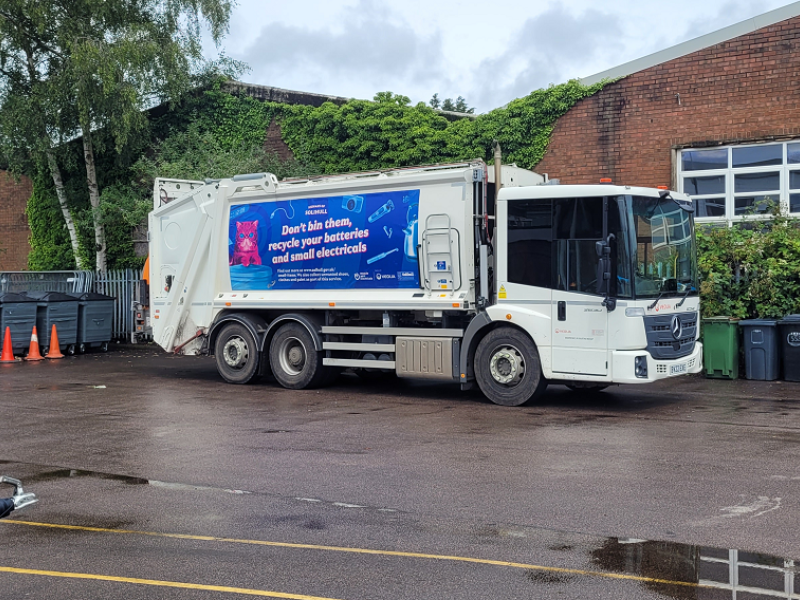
(287, 345), (304, 368)
(489, 346), (524, 385)
(278, 337), (306, 376)
(223, 336), (249, 369)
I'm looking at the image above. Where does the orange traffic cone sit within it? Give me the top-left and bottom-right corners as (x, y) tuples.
(47, 324), (64, 359)
(24, 326), (44, 361)
(0, 327), (15, 362)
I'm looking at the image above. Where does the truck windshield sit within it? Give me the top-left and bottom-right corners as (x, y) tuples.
(629, 196), (697, 299)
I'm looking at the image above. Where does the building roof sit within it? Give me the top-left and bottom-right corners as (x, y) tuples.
(580, 1), (800, 85)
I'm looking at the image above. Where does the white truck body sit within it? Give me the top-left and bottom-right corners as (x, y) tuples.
(149, 161), (702, 406)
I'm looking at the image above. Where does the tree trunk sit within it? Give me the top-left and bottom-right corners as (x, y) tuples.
(46, 150), (83, 270)
(82, 129), (106, 271)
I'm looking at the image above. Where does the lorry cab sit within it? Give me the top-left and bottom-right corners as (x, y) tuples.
(494, 184), (702, 385)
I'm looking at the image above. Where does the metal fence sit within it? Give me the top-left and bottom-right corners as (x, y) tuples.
(0, 269), (146, 342)
(0, 271), (93, 295)
(93, 269), (144, 341)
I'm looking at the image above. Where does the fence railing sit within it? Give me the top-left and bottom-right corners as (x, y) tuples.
(0, 269), (147, 342)
(0, 271), (93, 295)
(94, 269), (144, 341)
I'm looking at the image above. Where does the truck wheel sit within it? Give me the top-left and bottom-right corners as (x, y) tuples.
(214, 323), (260, 384)
(474, 328), (547, 406)
(270, 323), (325, 390)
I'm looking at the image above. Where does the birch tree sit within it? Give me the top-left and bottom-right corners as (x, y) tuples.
(0, 2), (84, 267)
(1, 0), (240, 270)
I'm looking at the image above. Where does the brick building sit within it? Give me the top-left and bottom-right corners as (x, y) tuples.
(0, 171), (32, 270)
(537, 2), (800, 224)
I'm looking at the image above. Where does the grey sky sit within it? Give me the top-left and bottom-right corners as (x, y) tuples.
(208, 0), (792, 113)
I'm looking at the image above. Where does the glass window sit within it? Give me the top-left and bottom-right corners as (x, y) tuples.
(695, 198), (726, 217)
(554, 197), (603, 240)
(683, 175), (725, 196)
(734, 172), (780, 193)
(631, 196), (697, 298)
(682, 148), (728, 171)
(554, 240), (599, 294)
(734, 195), (776, 215)
(788, 143), (800, 164)
(507, 199), (552, 289)
(732, 145), (783, 168)
(679, 140), (800, 221)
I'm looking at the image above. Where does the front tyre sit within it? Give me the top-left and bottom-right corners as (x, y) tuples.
(475, 328), (547, 406)
(214, 322), (260, 384)
(270, 323), (326, 390)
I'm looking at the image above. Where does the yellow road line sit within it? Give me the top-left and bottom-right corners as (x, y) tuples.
(4, 520), (703, 590)
(0, 566), (343, 599)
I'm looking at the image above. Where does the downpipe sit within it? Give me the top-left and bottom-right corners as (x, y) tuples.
(0, 476), (38, 519)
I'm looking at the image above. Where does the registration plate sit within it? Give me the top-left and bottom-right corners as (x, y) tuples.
(670, 363), (687, 375)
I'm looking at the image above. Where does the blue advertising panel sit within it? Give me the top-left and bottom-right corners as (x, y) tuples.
(228, 189), (421, 290)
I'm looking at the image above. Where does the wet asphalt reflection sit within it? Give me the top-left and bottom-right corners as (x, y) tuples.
(1, 346), (800, 599)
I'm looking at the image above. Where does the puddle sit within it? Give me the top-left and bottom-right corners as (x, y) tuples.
(9, 466), (250, 495)
(592, 537), (797, 599)
(23, 469), (149, 486)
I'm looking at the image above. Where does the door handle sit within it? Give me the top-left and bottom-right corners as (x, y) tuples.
(558, 301), (566, 321)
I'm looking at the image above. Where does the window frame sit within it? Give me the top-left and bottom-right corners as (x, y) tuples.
(677, 141), (799, 223)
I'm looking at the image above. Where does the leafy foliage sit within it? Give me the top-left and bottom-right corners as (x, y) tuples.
(26, 175), (76, 270)
(26, 77), (608, 268)
(697, 208), (800, 319)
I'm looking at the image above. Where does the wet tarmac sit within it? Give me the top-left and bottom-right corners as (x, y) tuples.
(1, 345), (800, 598)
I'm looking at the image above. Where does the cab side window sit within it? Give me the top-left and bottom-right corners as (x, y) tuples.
(553, 197), (603, 294)
(507, 199), (552, 289)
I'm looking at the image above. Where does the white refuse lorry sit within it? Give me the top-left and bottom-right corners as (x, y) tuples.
(148, 160), (703, 406)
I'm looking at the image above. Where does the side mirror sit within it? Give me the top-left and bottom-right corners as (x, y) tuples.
(595, 241), (611, 296)
(595, 235), (617, 312)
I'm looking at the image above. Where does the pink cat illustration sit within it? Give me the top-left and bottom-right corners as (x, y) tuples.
(230, 221), (262, 266)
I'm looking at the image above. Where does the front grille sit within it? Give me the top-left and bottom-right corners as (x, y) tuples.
(644, 312), (698, 359)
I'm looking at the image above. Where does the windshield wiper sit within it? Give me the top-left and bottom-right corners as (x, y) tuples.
(647, 290), (667, 311)
(675, 284), (694, 308)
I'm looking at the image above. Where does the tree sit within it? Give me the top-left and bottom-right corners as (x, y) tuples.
(0, 2), (84, 266)
(0, 0), (242, 270)
(429, 94), (475, 114)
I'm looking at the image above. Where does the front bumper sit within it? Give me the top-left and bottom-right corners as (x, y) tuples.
(611, 342), (703, 384)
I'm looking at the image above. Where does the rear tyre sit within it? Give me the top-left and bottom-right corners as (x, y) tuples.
(270, 323), (326, 390)
(214, 322), (260, 384)
(474, 328), (547, 406)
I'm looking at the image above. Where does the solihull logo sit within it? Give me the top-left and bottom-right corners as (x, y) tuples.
(671, 315), (683, 340)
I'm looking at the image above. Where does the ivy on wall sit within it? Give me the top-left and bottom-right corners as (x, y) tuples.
(28, 78), (608, 270)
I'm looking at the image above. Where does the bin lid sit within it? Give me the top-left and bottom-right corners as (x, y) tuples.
(0, 292), (37, 303)
(739, 319), (778, 327)
(778, 314), (800, 324)
(702, 316), (740, 322)
(69, 292), (115, 301)
(24, 291), (79, 302)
